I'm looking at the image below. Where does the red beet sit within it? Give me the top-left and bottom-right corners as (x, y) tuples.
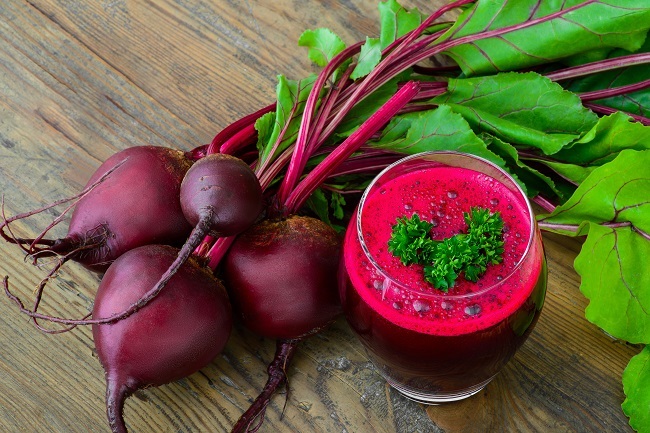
(223, 215), (342, 432)
(1, 146), (193, 272)
(181, 153), (263, 237)
(92, 244), (232, 433)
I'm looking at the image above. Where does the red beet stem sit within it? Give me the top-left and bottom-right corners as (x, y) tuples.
(583, 102), (650, 126)
(275, 42), (364, 205)
(230, 339), (300, 433)
(207, 104), (275, 154)
(545, 52), (650, 81)
(578, 78), (650, 102)
(284, 80), (421, 213)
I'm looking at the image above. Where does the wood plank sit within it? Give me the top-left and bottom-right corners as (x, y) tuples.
(0, 0), (641, 432)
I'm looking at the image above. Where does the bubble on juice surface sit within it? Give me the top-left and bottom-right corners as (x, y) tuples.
(447, 190), (458, 199)
(373, 280), (384, 291)
(490, 198), (499, 206)
(392, 301), (402, 310)
(413, 299), (431, 313)
(440, 300), (454, 311)
(464, 304), (481, 316)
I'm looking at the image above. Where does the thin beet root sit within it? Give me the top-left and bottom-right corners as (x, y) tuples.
(231, 340), (299, 433)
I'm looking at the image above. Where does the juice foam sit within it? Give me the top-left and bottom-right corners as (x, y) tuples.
(345, 166), (542, 336)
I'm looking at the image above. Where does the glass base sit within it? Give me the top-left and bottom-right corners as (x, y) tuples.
(385, 375), (495, 404)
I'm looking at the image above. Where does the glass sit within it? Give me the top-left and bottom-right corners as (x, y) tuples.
(339, 151), (547, 403)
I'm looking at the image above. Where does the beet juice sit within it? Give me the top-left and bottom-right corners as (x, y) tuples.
(339, 152), (546, 403)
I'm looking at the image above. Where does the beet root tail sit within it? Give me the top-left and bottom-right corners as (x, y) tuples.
(106, 378), (133, 433)
(231, 339), (300, 433)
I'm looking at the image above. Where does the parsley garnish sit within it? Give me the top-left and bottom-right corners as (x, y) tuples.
(388, 207), (505, 292)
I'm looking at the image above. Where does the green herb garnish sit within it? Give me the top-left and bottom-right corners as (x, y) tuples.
(389, 207), (504, 292)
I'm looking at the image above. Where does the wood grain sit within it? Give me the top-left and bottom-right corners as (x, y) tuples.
(0, 0), (641, 432)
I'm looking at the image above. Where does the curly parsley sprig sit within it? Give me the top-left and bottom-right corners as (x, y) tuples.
(388, 207), (505, 292)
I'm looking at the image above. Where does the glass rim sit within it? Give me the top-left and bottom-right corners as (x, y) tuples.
(356, 151), (536, 301)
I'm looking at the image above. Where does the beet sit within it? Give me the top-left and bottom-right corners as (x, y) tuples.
(1, 146), (193, 272)
(223, 215), (342, 432)
(180, 153), (263, 238)
(92, 244), (232, 433)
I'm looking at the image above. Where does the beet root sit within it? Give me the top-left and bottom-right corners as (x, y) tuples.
(180, 152), (263, 237)
(224, 215), (342, 340)
(1, 146), (193, 272)
(92, 244), (232, 433)
(223, 215), (342, 432)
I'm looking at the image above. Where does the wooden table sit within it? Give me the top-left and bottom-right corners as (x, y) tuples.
(0, 1), (641, 432)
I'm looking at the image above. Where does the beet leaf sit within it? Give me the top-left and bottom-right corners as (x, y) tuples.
(553, 112), (650, 165)
(538, 150), (650, 343)
(256, 75), (318, 165)
(431, 72), (598, 154)
(440, 0), (650, 76)
(623, 347), (650, 432)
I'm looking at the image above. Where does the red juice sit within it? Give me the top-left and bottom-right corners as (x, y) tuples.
(339, 154), (546, 402)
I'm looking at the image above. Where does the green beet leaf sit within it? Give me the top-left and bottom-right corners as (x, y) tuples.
(623, 347), (650, 433)
(298, 28), (346, 68)
(538, 149), (650, 235)
(432, 72), (598, 154)
(538, 150), (650, 342)
(377, 0), (425, 50)
(257, 74), (318, 165)
(351, 0), (425, 80)
(440, 0), (650, 77)
(575, 223), (650, 343)
(370, 104), (505, 168)
(535, 159), (595, 185)
(553, 112), (650, 165)
(351, 37), (382, 80)
(481, 133), (564, 199)
(254, 110), (276, 160)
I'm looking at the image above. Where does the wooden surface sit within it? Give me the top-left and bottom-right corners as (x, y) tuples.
(0, 1), (641, 432)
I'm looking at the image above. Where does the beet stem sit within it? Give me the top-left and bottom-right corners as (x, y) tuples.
(583, 102), (650, 126)
(284, 81), (421, 213)
(579, 78), (650, 101)
(219, 123), (259, 156)
(206, 235), (236, 270)
(275, 42), (364, 204)
(207, 104), (275, 154)
(230, 339), (300, 433)
(545, 52), (650, 81)
(532, 195), (558, 214)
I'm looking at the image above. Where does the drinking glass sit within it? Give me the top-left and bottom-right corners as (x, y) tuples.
(339, 151), (547, 403)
